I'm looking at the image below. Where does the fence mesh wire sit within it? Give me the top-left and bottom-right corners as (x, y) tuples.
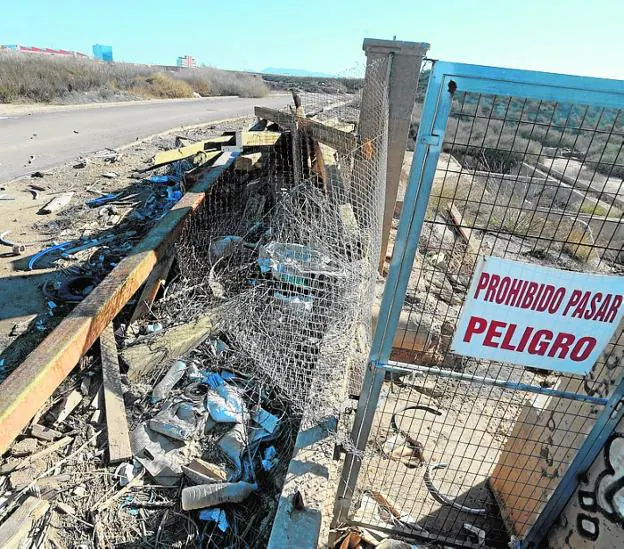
(165, 58), (389, 427)
(346, 84), (624, 547)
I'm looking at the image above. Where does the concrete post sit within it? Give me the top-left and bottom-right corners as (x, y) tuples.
(360, 38), (429, 271)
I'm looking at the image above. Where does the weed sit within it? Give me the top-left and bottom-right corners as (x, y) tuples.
(0, 52), (269, 103)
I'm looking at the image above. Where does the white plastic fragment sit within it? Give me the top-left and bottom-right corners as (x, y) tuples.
(115, 462), (137, 487)
(151, 361), (187, 403)
(181, 481), (257, 510)
(218, 422), (246, 477)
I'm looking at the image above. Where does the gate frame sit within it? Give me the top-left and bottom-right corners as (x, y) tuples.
(333, 60), (624, 548)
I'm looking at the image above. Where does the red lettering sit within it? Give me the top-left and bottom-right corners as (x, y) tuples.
(563, 289), (582, 316)
(528, 329), (553, 355)
(506, 278), (525, 307)
(606, 295), (623, 323)
(520, 282), (538, 309)
(570, 337), (597, 362)
(548, 287), (566, 314)
(495, 277), (511, 304)
(535, 285), (554, 312)
(464, 316), (488, 343)
(501, 323), (517, 350)
(584, 292), (603, 320)
(572, 291), (591, 319)
(474, 273), (490, 299)
(516, 326), (534, 352)
(547, 332), (576, 358)
(484, 274), (500, 302)
(483, 320), (506, 347)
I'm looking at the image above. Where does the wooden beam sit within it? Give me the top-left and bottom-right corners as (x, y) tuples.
(0, 496), (49, 549)
(100, 323), (132, 464)
(235, 152), (263, 172)
(128, 252), (175, 324)
(254, 107), (358, 154)
(240, 130), (282, 147)
(122, 312), (219, 382)
(152, 137), (232, 166)
(0, 153), (237, 456)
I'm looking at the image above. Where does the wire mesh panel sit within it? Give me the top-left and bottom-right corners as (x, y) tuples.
(341, 63), (624, 548)
(169, 59), (388, 429)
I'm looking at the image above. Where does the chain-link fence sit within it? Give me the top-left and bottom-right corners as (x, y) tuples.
(165, 59), (389, 430)
(337, 63), (624, 548)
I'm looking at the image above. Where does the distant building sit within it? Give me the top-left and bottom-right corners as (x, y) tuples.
(1, 44), (88, 57)
(176, 55), (196, 68)
(93, 44), (113, 62)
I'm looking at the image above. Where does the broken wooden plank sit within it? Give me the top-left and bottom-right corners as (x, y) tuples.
(38, 192), (74, 214)
(0, 496), (49, 549)
(152, 137), (231, 166)
(122, 312), (220, 382)
(128, 252), (175, 324)
(0, 436), (73, 474)
(51, 389), (82, 425)
(254, 106), (358, 153)
(0, 155), (238, 455)
(31, 423), (62, 442)
(447, 203), (472, 243)
(240, 131), (282, 147)
(235, 152), (263, 172)
(100, 323), (132, 464)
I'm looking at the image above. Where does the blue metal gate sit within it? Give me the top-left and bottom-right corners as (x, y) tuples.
(334, 61), (624, 547)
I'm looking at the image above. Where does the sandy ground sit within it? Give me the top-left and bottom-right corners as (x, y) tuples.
(0, 118), (253, 380)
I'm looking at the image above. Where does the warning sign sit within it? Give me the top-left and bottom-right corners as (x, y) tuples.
(451, 256), (624, 375)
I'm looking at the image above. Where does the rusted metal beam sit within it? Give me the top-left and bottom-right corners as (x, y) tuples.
(0, 153), (235, 455)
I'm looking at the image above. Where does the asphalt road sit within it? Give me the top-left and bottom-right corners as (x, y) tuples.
(0, 95), (291, 183)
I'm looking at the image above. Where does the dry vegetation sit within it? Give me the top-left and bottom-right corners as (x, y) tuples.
(0, 52), (269, 103)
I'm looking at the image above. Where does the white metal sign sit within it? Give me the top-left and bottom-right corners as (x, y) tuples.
(451, 256), (624, 375)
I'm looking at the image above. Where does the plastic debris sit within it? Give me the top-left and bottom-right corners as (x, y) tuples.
(274, 291), (313, 313)
(258, 242), (344, 286)
(208, 338), (230, 358)
(209, 236), (244, 261)
(181, 481), (257, 510)
(261, 446), (278, 471)
(152, 361), (187, 403)
(86, 193), (122, 208)
(198, 508), (229, 532)
(145, 322), (163, 334)
(253, 407), (279, 434)
(101, 172), (119, 179)
(115, 462), (138, 487)
(149, 402), (197, 441)
(205, 384), (246, 423)
(186, 363), (201, 382)
(464, 523), (486, 547)
(218, 422), (247, 477)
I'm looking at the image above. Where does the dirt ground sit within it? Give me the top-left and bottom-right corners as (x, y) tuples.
(0, 118), (252, 382)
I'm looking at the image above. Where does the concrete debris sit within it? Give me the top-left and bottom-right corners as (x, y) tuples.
(39, 192), (74, 214)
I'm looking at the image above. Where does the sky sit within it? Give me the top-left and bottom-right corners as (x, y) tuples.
(2, 0), (624, 80)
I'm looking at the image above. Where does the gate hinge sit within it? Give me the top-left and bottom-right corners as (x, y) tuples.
(420, 134), (440, 146)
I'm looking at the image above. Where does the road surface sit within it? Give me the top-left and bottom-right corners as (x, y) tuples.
(0, 95), (291, 183)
